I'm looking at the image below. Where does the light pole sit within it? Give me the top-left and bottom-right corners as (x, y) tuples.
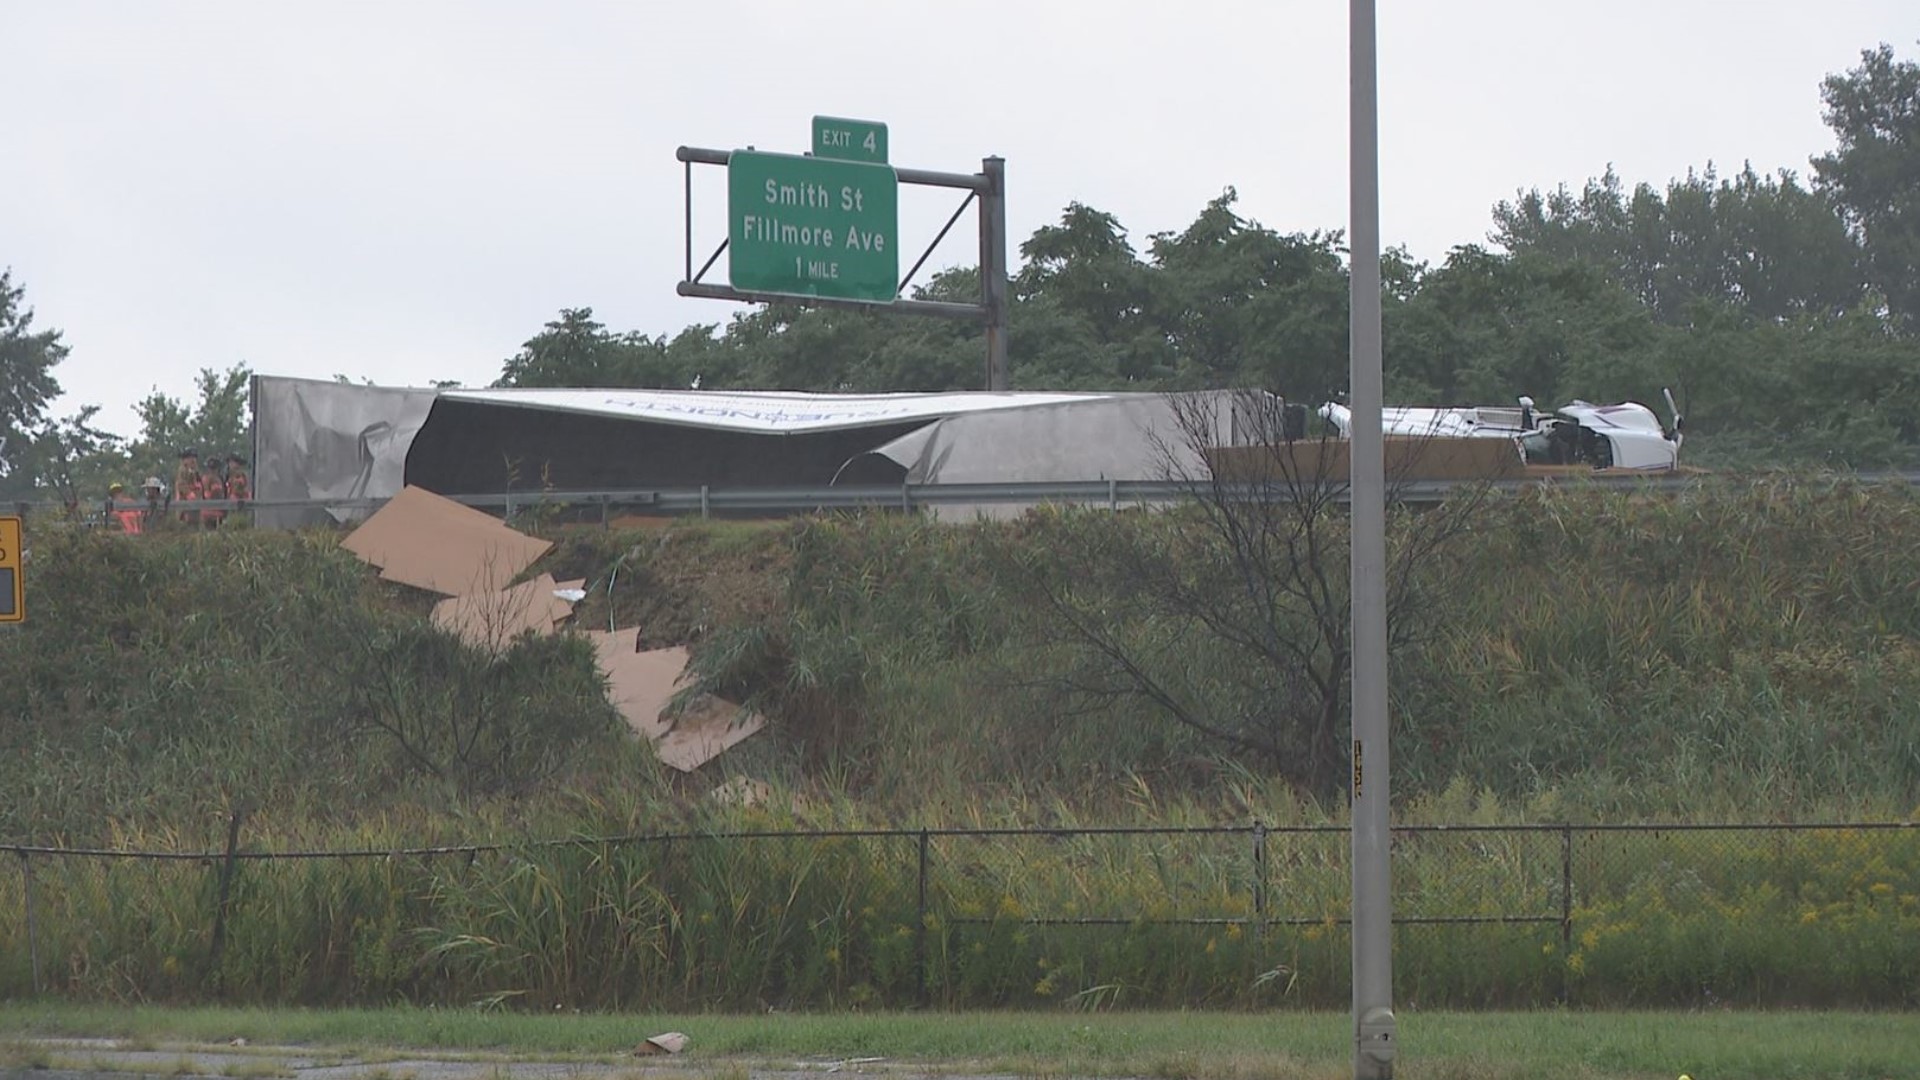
(1348, 0), (1396, 1076)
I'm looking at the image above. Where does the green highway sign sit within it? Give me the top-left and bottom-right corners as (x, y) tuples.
(728, 149), (898, 303)
(813, 115), (888, 163)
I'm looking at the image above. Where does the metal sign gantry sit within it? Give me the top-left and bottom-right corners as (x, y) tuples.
(676, 125), (1011, 391)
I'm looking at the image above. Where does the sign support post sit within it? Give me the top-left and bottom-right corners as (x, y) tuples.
(980, 156), (1009, 391)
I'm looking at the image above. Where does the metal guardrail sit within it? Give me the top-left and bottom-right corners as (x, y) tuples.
(11, 469), (1920, 522)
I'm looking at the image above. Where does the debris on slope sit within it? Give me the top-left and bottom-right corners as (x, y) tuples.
(343, 488), (762, 770)
(342, 485), (552, 596)
(580, 628), (764, 771)
(429, 573), (573, 653)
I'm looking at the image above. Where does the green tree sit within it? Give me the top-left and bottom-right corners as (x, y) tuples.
(1144, 189), (1348, 395)
(1664, 299), (1920, 467)
(1813, 42), (1920, 330)
(125, 365), (253, 487)
(1009, 204), (1173, 387)
(498, 308), (739, 391)
(1017, 205), (1154, 343)
(1492, 163), (1863, 323)
(496, 308), (646, 388)
(0, 270), (69, 498)
(1386, 246), (1670, 409)
(28, 407), (127, 512)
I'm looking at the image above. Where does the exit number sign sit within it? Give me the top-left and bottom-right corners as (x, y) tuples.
(813, 116), (887, 163)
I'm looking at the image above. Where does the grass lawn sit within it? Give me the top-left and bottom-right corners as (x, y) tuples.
(2, 1004), (1915, 1079)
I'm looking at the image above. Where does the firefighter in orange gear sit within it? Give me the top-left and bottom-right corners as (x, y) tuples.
(200, 458), (227, 529)
(223, 454), (251, 503)
(106, 483), (145, 534)
(174, 448), (202, 526)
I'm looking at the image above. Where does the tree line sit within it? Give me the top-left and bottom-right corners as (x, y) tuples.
(4, 42), (1916, 502)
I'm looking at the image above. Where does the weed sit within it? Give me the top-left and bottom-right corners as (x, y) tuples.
(0, 1039), (53, 1070)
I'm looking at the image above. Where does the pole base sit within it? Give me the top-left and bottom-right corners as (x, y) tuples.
(1357, 1006), (1397, 1076)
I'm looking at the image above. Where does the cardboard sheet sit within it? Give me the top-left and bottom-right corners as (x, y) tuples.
(580, 629), (764, 768)
(343, 485), (553, 596)
(582, 632), (689, 742)
(655, 696), (765, 773)
(430, 574), (574, 652)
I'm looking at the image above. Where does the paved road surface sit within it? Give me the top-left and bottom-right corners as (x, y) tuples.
(1, 1038), (1033, 1080)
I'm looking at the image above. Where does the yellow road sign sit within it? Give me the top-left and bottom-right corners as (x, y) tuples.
(0, 516), (22, 624)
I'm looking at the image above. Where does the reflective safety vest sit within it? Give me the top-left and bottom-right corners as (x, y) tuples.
(201, 476), (226, 526)
(177, 477), (201, 522)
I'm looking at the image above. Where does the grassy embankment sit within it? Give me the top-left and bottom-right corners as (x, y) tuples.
(1, 474), (1917, 1009)
(8, 1003), (1920, 1080)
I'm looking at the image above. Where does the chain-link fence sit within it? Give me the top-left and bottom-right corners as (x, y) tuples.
(5, 821), (1918, 1009)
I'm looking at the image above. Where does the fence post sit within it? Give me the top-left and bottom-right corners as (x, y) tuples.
(915, 829), (930, 1009)
(207, 810), (245, 992)
(1251, 822), (1268, 935)
(18, 850), (41, 995)
(1559, 824), (1574, 1006)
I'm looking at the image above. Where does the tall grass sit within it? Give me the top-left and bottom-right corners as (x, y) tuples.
(9, 476), (1920, 837)
(689, 477), (1920, 815)
(0, 525), (636, 842)
(3, 475), (1920, 1009)
(3, 817), (1916, 1009)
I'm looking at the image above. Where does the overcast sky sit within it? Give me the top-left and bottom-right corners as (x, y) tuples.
(5, 2), (1916, 437)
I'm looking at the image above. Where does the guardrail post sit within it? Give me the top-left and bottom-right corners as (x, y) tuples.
(18, 850), (41, 995)
(207, 810), (245, 992)
(915, 829), (930, 1008)
(1559, 824), (1574, 1005)
(699, 485), (710, 520)
(1108, 479), (1119, 512)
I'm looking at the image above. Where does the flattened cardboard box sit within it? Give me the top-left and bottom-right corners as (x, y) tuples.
(582, 630), (687, 742)
(655, 696), (765, 773)
(581, 629), (763, 768)
(431, 574), (572, 652)
(343, 485), (552, 596)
